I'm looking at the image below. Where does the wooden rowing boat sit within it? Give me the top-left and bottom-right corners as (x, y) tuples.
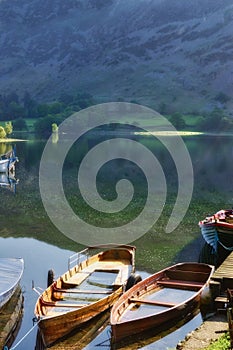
(34, 245), (136, 347)
(110, 262), (214, 343)
(0, 258), (24, 309)
(199, 209), (233, 253)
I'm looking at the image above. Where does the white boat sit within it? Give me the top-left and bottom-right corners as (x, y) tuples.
(0, 258), (24, 309)
(0, 149), (18, 173)
(0, 172), (19, 192)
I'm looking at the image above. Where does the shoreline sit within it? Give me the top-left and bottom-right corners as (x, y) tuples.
(176, 313), (228, 349)
(0, 138), (27, 142)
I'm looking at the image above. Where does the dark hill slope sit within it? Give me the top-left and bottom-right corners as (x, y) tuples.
(1, 0), (233, 112)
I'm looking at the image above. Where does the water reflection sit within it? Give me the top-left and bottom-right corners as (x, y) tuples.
(0, 171), (19, 193)
(0, 286), (23, 349)
(0, 133), (232, 348)
(35, 311), (202, 350)
(0, 237), (204, 350)
(0, 237), (75, 350)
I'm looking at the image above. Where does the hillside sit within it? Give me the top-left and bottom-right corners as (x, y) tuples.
(1, 0), (233, 113)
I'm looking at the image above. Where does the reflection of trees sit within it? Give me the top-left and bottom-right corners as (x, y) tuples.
(187, 137), (233, 196)
(0, 143), (12, 155)
(0, 143), (7, 155)
(52, 132), (59, 144)
(18, 142), (45, 171)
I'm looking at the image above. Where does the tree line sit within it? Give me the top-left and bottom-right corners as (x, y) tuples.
(0, 90), (233, 137)
(0, 91), (95, 136)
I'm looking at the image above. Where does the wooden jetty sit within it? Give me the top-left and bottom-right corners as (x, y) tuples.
(209, 251), (233, 310)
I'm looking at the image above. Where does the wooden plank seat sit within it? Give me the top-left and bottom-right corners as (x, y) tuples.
(165, 269), (210, 282)
(157, 279), (204, 289)
(40, 297), (89, 308)
(128, 298), (177, 307)
(53, 286), (113, 294)
(61, 272), (91, 286)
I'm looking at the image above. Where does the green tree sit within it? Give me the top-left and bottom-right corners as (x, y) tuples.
(5, 121), (13, 135)
(13, 118), (28, 131)
(170, 112), (186, 129)
(8, 101), (25, 119)
(23, 91), (38, 118)
(49, 102), (64, 114)
(35, 116), (62, 137)
(37, 104), (49, 118)
(199, 108), (229, 131)
(52, 123), (58, 133)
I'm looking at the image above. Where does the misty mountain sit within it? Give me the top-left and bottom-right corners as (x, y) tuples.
(1, 0), (233, 113)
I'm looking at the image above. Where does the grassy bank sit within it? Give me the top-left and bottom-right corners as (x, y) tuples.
(204, 333), (231, 350)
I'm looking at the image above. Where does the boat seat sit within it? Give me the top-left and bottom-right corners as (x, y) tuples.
(128, 298), (176, 307)
(165, 269), (209, 282)
(61, 272), (91, 286)
(40, 297), (89, 308)
(157, 279), (204, 289)
(53, 285), (112, 294)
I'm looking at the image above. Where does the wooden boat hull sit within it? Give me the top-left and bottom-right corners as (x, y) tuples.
(110, 262), (214, 343)
(199, 209), (233, 252)
(35, 245), (135, 347)
(35, 309), (110, 350)
(0, 258), (24, 309)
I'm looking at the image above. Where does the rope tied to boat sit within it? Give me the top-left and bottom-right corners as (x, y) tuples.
(4, 319), (40, 350)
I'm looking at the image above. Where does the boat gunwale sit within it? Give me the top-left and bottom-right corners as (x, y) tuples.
(110, 262), (215, 326)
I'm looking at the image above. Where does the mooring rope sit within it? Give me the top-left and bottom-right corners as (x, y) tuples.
(4, 320), (40, 350)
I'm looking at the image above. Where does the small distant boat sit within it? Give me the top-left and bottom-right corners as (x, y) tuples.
(0, 149), (18, 173)
(199, 209), (233, 253)
(0, 258), (24, 309)
(34, 245), (136, 347)
(110, 262), (214, 343)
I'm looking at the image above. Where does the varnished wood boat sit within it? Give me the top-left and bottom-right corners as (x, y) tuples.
(0, 258), (24, 309)
(34, 245), (136, 347)
(199, 209), (233, 253)
(110, 262), (214, 343)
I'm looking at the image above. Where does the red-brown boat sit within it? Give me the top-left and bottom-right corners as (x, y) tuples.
(34, 245), (136, 347)
(110, 262), (214, 343)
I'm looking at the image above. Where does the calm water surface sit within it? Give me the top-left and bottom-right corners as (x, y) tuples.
(0, 133), (232, 349)
(0, 237), (202, 350)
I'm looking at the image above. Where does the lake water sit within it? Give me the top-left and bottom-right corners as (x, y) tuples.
(0, 131), (232, 349)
